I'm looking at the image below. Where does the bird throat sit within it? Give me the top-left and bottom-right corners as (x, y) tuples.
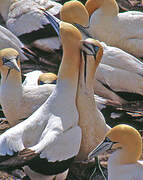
(82, 51), (87, 84)
(5, 69), (11, 81)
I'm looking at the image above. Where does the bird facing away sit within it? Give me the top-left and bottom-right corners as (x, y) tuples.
(0, 21), (82, 180)
(22, 71), (57, 86)
(60, 0), (89, 27)
(0, 48), (55, 126)
(85, 0), (143, 57)
(76, 38), (110, 160)
(88, 124), (143, 180)
(38, 73), (57, 85)
(60, 0), (143, 106)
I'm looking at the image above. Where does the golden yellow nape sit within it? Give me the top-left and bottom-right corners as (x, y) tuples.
(60, 21), (82, 45)
(0, 48), (19, 58)
(107, 124), (142, 163)
(85, 0), (119, 16)
(38, 73), (57, 85)
(60, 0), (89, 26)
(85, 0), (102, 16)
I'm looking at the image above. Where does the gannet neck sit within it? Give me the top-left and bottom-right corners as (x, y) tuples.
(107, 125), (142, 165)
(1, 68), (22, 86)
(85, 0), (119, 16)
(76, 57), (108, 159)
(86, 56), (98, 92)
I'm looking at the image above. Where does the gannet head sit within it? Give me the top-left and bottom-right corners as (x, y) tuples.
(88, 124), (142, 164)
(85, 0), (102, 16)
(38, 73), (57, 85)
(60, 21), (82, 48)
(43, 6), (82, 43)
(80, 38), (103, 67)
(80, 38), (103, 82)
(0, 48), (20, 80)
(85, 0), (119, 16)
(60, 1), (89, 27)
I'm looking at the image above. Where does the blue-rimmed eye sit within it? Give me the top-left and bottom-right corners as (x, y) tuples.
(104, 137), (118, 145)
(104, 137), (112, 142)
(16, 55), (19, 61)
(2, 57), (9, 65)
(94, 45), (99, 53)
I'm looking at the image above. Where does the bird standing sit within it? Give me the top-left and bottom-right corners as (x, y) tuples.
(0, 21), (82, 180)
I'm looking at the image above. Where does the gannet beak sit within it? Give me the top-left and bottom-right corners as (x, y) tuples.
(3, 58), (20, 72)
(43, 10), (60, 37)
(74, 23), (92, 38)
(88, 137), (117, 160)
(81, 39), (100, 60)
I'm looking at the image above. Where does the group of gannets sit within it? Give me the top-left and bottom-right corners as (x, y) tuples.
(0, 0), (142, 180)
(0, 49), (55, 126)
(49, 0), (143, 106)
(0, 20), (83, 180)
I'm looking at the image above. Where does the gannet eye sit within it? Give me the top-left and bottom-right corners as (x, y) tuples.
(82, 42), (100, 57)
(16, 55), (19, 61)
(2, 57), (9, 65)
(93, 45), (99, 53)
(104, 137), (112, 142)
(104, 137), (118, 145)
(82, 43), (93, 54)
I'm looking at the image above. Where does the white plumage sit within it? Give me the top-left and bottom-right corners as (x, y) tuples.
(0, 48), (55, 126)
(76, 38), (110, 160)
(0, 25), (29, 61)
(59, 1), (143, 105)
(85, 0), (143, 57)
(0, 21), (82, 180)
(0, 0), (62, 51)
(22, 70), (43, 86)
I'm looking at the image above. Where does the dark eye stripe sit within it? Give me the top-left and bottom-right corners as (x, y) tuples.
(104, 137), (112, 142)
(83, 43), (92, 52)
(16, 55), (19, 61)
(94, 46), (99, 52)
(104, 137), (118, 145)
(2, 57), (9, 65)
(2, 55), (19, 65)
